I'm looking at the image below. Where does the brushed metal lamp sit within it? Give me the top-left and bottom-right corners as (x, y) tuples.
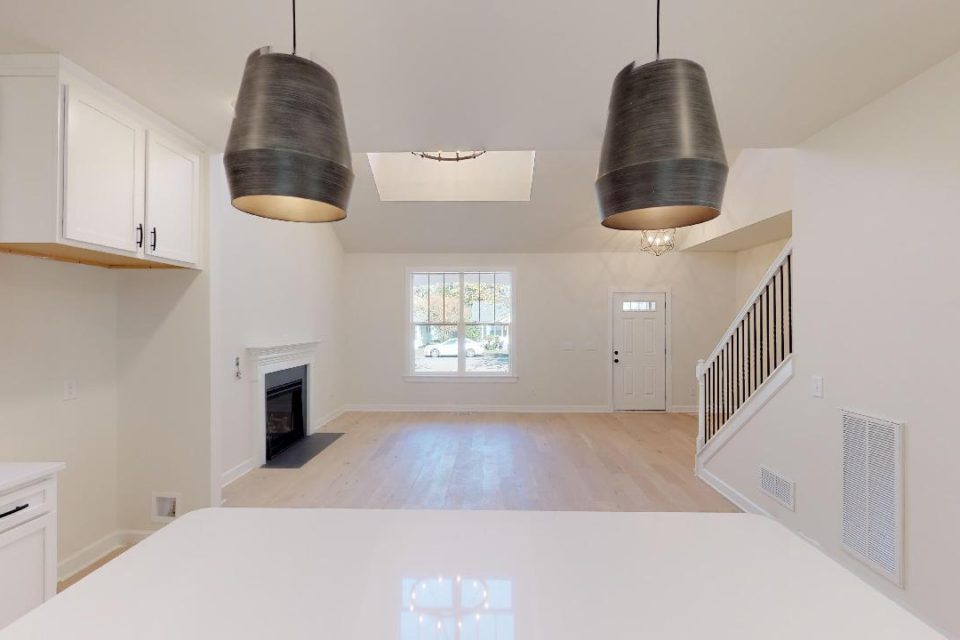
(596, 0), (727, 231)
(224, 0), (353, 222)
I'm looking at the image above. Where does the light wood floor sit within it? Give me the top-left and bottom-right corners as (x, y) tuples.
(224, 411), (735, 512)
(58, 547), (128, 592)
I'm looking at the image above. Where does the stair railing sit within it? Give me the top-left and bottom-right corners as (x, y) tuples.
(697, 240), (793, 450)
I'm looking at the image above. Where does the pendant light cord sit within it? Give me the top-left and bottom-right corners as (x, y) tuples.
(292, 0), (297, 55)
(656, 0), (661, 60)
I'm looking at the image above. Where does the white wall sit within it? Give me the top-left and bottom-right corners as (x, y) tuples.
(116, 268), (212, 532)
(734, 239), (789, 308)
(0, 160), (213, 569)
(704, 51), (960, 637)
(115, 159), (213, 534)
(681, 148), (794, 250)
(344, 251), (737, 411)
(209, 156), (345, 488)
(0, 254), (119, 563)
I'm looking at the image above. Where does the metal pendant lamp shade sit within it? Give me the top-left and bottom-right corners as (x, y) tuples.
(224, 48), (353, 222)
(596, 58), (728, 230)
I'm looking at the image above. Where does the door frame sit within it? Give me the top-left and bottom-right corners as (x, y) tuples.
(608, 288), (673, 412)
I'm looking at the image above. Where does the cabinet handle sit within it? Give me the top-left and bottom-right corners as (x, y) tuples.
(136, 224), (144, 248)
(0, 503), (28, 520)
(150, 227), (157, 251)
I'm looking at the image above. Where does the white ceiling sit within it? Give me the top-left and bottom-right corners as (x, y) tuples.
(3, 0), (959, 252)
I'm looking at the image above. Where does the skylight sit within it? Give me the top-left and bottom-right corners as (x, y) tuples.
(367, 151), (535, 202)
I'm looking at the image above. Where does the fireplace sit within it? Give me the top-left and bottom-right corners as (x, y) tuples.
(264, 365), (307, 460)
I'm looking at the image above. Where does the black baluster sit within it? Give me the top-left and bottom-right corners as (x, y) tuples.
(746, 312), (751, 397)
(733, 327), (740, 413)
(770, 272), (779, 369)
(752, 309), (757, 392)
(744, 312), (749, 397)
(707, 363), (714, 438)
(765, 283), (771, 377)
(728, 341), (732, 421)
(787, 254), (793, 355)
(779, 264), (786, 362)
(703, 363), (713, 443)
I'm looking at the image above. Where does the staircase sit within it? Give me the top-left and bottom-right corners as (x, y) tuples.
(696, 241), (794, 467)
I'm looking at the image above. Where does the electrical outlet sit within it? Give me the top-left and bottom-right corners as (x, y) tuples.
(811, 375), (823, 398)
(63, 379), (78, 401)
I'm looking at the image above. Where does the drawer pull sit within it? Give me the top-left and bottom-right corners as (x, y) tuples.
(0, 504), (29, 519)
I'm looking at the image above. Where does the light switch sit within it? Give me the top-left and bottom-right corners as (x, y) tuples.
(811, 375), (823, 398)
(63, 379), (78, 401)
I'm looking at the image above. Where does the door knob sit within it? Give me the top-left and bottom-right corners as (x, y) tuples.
(614, 358), (620, 363)
(614, 350), (619, 355)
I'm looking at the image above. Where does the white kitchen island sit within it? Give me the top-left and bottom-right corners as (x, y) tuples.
(0, 509), (943, 639)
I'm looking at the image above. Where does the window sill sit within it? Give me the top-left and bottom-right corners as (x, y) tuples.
(403, 375), (519, 383)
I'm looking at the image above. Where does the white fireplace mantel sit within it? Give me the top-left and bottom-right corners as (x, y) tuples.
(246, 341), (321, 466)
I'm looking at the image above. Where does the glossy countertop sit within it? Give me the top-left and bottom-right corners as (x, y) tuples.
(0, 509), (943, 639)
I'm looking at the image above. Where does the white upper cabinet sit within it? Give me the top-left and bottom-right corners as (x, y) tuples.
(146, 132), (200, 264)
(0, 54), (204, 269)
(63, 84), (145, 254)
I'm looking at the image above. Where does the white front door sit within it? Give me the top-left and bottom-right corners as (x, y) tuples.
(613, 292), (667, 411)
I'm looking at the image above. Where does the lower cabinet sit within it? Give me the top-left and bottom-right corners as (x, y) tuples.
(0, 466), (62, 630)
(0, 514), (55, 628)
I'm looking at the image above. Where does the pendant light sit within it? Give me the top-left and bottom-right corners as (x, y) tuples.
(224, 0), (353, 222)
(596, 0), (727, 230)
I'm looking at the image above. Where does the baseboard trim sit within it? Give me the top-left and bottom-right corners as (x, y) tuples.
(220, 457), (258, 488)
(341, 403), (611, 414)
(58, 529), (153, 581)
(697, 466), (770, 516)
(669, 404), (698, 414)
(310, 406), (346, 433)
(341, 404), (696, 415)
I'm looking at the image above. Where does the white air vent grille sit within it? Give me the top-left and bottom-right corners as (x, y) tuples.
(760, 466), (795, 510)
(841, 410), (903, 586)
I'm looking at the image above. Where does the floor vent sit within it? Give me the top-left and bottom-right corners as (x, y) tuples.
(760, 466), (795, 510)
(841, 409), (903, 586)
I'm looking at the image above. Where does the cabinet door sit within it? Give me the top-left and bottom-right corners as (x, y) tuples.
(145, 131), (200, 264)
(63, 84), (144, 253)
(0, 515), (52, 629)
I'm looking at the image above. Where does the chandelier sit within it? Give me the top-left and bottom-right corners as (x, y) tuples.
(411, 150), (486, 162)
(639, 229), (676, 256)
(407, 575), (491, 633)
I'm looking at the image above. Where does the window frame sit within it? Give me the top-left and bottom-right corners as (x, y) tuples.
(405, 267), (517, 381)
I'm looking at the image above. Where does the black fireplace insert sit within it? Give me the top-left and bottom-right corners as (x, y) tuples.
(265, 365), (306, 460)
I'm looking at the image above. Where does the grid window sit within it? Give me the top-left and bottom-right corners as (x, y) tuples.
(411, 270), (514, 376)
